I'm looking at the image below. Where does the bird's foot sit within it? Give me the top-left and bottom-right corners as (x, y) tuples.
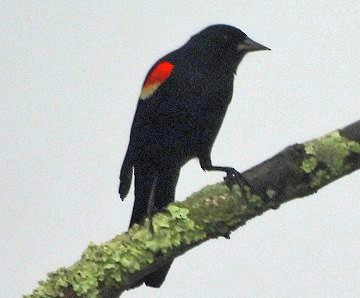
(223, 168), (251, 204)
(223, 168), (251, 189)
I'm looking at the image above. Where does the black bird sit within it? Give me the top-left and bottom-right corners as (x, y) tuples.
(119, 24), (269, 288)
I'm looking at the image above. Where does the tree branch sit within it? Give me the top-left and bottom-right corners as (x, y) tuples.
(25, 120), (360, 298)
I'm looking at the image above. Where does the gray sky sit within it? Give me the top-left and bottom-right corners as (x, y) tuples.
(1, 1), (359, 297)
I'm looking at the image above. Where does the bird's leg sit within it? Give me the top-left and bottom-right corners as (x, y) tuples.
(147, 175), (158, 232)
(211, 166), (251, 189)
(200, 157), (252, 205)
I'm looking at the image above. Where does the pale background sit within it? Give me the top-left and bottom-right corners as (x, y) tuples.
(1, 1), (359, 297)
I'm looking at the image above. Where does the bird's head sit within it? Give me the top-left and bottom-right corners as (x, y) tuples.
(187, 24), (270, 72)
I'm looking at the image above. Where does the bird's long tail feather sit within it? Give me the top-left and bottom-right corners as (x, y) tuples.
(119, 150), (133, 200)
(131, 168), (180, 287)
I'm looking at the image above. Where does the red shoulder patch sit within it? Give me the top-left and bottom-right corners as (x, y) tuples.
(140, 61), (174, 100)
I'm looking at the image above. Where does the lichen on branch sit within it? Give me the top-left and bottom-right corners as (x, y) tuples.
(24, 120), (360, 298)
(302, 131), (360, 187)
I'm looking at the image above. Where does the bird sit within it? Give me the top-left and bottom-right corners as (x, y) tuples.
(119, 24), (270, 288)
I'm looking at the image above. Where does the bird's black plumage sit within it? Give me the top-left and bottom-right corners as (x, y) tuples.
(119, 24), (269, 288)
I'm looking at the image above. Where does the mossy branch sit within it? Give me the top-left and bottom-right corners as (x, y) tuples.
(25, 120), (360, 298)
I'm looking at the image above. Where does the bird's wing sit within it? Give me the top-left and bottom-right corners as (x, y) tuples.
(119, 60), (176, 199)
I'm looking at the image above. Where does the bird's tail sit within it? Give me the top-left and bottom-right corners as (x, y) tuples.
(119, 149), (133, 199)
(131, 168), (180, 287)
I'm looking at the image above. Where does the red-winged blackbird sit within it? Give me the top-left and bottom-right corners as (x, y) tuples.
(119, 24), (269, 288)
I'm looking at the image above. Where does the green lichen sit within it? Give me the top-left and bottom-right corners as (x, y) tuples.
(25, 204), (208, 298)
(302, 156), (318, 173)
(348, 140), (360, 153)
(248, 194), (264, 209)
(176, 182), (263, 238)
(24, 124), (360, 297)
(29, 268), (69, 298)
(26, 145), (295, 298)
(301, 131), (360, 187)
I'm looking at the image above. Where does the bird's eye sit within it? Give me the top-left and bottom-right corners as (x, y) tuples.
(223, 34), (229, 40)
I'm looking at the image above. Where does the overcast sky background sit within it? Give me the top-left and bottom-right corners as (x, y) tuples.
(1, 1), (359, 297)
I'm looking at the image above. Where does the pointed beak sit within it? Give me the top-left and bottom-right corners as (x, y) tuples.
(237, 36), (271, 52)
